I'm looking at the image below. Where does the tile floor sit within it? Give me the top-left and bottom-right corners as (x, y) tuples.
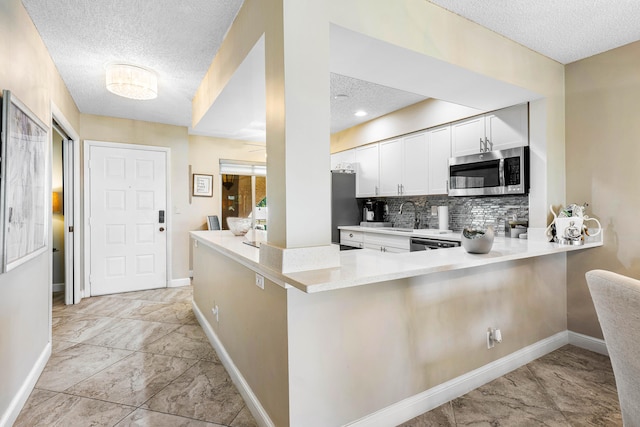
(16, 286), (622, 427)
(399, 345), (622, 426)
(16, 286), (257, 427)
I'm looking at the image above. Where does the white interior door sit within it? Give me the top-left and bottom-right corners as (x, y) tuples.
(88, 144), (167, 296)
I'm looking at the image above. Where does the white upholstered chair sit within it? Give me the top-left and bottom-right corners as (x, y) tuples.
(586, 269), (640, 425)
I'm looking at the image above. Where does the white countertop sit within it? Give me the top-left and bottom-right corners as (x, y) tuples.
(338, 225), (462, 241)
(190, 229), (602, 294)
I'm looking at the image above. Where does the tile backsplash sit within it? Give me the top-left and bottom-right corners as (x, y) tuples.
(360, 195), (529, 233)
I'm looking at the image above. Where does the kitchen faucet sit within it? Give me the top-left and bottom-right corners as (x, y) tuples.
(399, 201), (420, 229)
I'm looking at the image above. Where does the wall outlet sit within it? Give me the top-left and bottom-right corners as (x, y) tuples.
(212, 305), (219, 322)
(431, 206), (438, 215)
(487, 327), (503, 349)
(255, 273), (265, 289)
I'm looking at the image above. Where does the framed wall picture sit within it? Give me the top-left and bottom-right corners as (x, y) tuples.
(1, 90), (49, 272)
(192, 173), (213, 197)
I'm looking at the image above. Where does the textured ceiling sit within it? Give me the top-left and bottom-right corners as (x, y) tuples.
(20, 1), (640, 139)
(428, 0), (640, 64)
(330, 74), (427, 133)
(21, 0), (244, 128)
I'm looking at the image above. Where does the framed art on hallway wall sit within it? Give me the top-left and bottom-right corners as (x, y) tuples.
(0, 90), (49, 273)
(192, 173), (213, 197)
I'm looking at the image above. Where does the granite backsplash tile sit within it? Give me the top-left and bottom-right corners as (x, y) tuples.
(359, 195), (529, 233)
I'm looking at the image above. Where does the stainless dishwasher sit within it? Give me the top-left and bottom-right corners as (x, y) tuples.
(410, 237), (460, 251)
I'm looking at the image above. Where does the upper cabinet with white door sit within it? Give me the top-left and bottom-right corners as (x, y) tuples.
(485, 104), (529, 152)
(427, 125), (451, 195)
(378, 133), (429, 196)
(451, 103), (528, 157)
(355, 143), (380, 197)
(401, 133), (430, 196)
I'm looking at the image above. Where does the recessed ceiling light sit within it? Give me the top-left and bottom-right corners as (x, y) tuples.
(354, 110), (367, 117)
(334, 94), (349, 100)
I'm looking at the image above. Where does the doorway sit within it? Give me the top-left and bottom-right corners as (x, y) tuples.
(221, 174), (267, 230)
(50, 105), (80, 306)
(84, 141), (170, 296)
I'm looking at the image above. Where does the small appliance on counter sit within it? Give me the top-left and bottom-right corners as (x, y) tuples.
(361, 200), (389, 226)
(373, 200), (387, 222)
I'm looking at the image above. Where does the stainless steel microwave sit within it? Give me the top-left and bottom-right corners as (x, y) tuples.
(448, 146), (529, 196)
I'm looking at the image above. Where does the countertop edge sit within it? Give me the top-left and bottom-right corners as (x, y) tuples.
(190, 230), (603, 294)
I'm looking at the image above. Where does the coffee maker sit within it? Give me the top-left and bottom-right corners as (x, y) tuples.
(372, 201), (387, 222)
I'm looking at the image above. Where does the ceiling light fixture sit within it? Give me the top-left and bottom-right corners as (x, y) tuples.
(106, 64), (158, 100)
(334, 94), (349, 99)
(354, 110), (367, 117)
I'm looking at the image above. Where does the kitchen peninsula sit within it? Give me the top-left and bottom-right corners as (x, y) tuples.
(190, 229), (602, 426)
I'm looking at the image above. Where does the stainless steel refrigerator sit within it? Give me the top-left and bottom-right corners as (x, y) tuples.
(331, 171), (360, 244)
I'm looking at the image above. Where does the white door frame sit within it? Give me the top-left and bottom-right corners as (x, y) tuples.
(51, 103), (81, 305)
(83, 140), (172, 296)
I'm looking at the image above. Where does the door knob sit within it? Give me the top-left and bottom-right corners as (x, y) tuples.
(159, 227), (165, 232)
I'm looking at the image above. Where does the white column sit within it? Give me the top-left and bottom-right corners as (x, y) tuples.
(260, 0), (339, 272)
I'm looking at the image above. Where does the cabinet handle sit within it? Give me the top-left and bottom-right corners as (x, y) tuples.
(480, 138), (484, 152)
(375, 185), (379, 195)
(349, 233), (354, 238)
(402, 184), (405, 194)
(485, 137), (492, 151)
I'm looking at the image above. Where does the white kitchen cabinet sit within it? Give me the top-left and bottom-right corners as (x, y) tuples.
(355, 144), (380, 197)
(363, 232), (410, 253)
(427, 125), (451, 195)
(331, 148), (356, 171)
(451, 115), (485, 157)
(485, 103), (529, 151)
(340, 230), (364, 248)
(378, 133), (429, 196)
(451, 103), (528, 157)
(378, 138), (403, 196)
(402, 133), (430, 196)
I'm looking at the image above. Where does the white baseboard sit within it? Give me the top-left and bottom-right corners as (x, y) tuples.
(192, 300), (275, 427)
(0, 342), (51, 427)
(52, 282), (64, 293)
(169, 278), (191, 288)
(568, 331), (608, 356)
(346, 331), (569, 427)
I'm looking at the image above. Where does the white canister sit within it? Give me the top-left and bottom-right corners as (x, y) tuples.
(438, 206), (449, 231)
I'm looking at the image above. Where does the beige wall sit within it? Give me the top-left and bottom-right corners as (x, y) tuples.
(0, 0), (80, 423)
(565, 41), (640, 338)
(193, 243), (289, 427)
(188, 135), (265, 269)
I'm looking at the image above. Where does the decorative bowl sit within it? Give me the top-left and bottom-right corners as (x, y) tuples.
(461, 226), (495, 254)
(226, 217), (252, 236)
